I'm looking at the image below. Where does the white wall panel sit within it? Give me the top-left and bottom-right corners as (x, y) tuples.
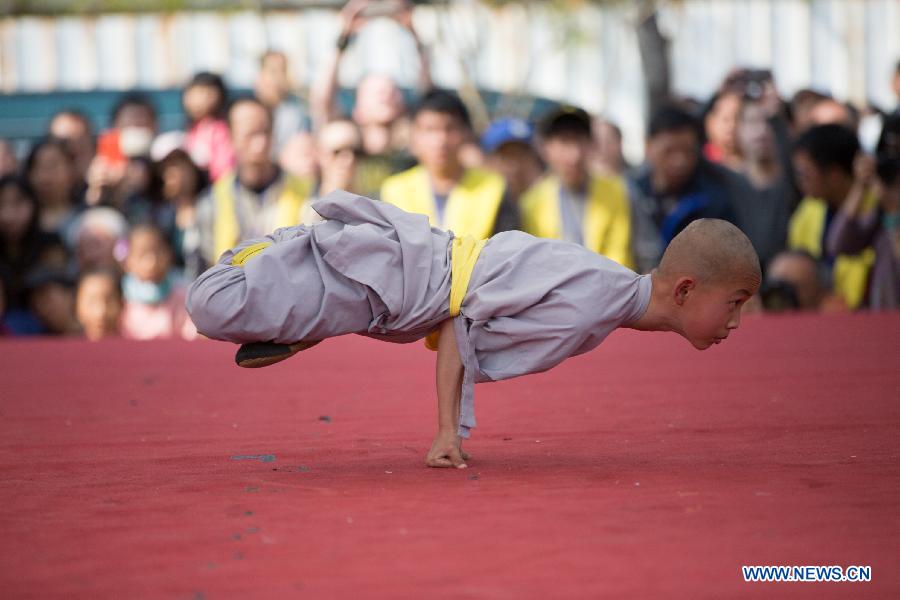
(1, 0), (897, 139)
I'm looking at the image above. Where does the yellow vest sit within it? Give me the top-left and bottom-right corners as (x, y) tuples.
(380, 165), (506, 240)
(212, 171), (311, 260)
(787, 196), (876, 309)
(520, 174), (634, 269)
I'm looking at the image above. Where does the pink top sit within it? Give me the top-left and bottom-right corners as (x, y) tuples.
(121, 286), (197, 341)
(185, 117), (235, 182)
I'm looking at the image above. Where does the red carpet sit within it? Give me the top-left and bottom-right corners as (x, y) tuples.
(1, 312), (898, 599)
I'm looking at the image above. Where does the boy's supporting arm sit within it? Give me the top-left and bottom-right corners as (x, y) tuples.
(426, 319), (470, 469)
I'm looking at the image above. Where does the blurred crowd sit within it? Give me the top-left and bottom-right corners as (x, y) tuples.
(1, 0), (899, 341)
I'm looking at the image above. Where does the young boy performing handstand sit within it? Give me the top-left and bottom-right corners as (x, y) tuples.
(187, 192), (760, 469)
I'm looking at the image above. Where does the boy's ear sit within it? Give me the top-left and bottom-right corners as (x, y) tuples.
(674, 277), (695, 306)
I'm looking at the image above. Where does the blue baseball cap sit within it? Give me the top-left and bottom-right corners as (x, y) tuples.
(481, 118), (535, 153)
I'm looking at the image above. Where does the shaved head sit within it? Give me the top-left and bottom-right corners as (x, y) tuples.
(658, 219), (761, 286)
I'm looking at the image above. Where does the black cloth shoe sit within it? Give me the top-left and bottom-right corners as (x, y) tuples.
(235, 340), (321, 368)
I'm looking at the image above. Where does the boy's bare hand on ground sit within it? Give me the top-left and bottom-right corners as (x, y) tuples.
(426, 431), (471, 469)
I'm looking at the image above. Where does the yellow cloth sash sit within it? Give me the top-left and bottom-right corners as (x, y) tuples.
(380, 165), (506, 240)
(230, 241), (272, 267)
(520, 174), (634, 269)
(788, 196), (876, 309)
(425, 235), (487, 350)
(213, 171), (311, 260)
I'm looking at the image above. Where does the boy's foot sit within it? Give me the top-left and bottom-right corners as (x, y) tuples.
(235, 340), (322, 368)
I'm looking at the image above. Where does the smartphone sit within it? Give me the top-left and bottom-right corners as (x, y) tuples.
(361, 0), (407, 18)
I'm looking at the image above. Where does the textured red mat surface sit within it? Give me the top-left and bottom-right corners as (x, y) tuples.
(1, 312), (898, 599)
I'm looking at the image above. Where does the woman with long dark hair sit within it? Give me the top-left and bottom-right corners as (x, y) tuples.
(23, 137), (81, 237)
(0, 175), (68, 308)
(0, 175), (70, 334)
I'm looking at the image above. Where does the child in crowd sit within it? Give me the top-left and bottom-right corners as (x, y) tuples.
(121, 224), (196, 340)
(183, 72), (235, 182)
(156, 144), (208, 281)
(25, 267), (80, 336)
(75, 268), (123, 341)
(187, 192), (760, 469)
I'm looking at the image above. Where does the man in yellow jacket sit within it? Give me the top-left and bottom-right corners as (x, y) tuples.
(521, 106), (635, 270)
(197, 97), (313, 267)
(788, 123), (876, 309)
(380, 89), (518, 240)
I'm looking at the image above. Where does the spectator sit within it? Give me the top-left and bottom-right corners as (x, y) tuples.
(590, 118), (630, 176)
(70, 206), (129, 273)
(196, 97), (313, 265)
(380, 89), (517, 239)
(75, 268), (123, 341)
(151, 134), (208, 281)
(481, 117), (543, 204)
(110, 92), (158, 133)
(0, 264), (42, 335)
(825, 116), (900, 309)
(0, 175), (68, 312)
(627, 104), (741, 273)
(808, 96), (857, 130)
(88, 93), (158, 209)
(23, 267), (80, 336)
(255, 50), (309, 155)
(183, 71), (235, 182)
(279, 131), (319, 182)
(788, 124), (876, 309)
(121, 156), (165, 226)
(789, 89), (827, 134)
(0, 138), (18, 177)
(48, 109), (95, 184)
(348, 72), (420, 198)
(762, 251), (828, 312)
(311, 0), (427, 196)
(521, 106), (634, 269)
(788, 89), (857, 133)
(24, 138), (81, 236)
(731, 96), (794, 268)
(121, 224), (195, 340)
(352, 74), (412, 154)
(315, 119), (363, 197)
(704, 89), (743, 170)
(85, 149), (126, 209)
(705, 69), (786, 170)
(458, 135), (486, 171)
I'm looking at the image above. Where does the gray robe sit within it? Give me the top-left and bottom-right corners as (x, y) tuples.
(187, 192), (651, 437)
